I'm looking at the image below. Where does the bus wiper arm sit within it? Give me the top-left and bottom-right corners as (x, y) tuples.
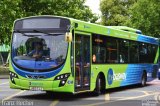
(14, 30), (40, 37)
(33, 30), (64, 36)
(14, 30), (28, 36)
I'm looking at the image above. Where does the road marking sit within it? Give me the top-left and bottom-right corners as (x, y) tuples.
(105, 93), (110, 100)
(117, 92), (153, 101)
(131, 90), (150, 95)
(0, 82), (8, 86)
(154, 93), (160, 104)
(79, 91), (160, 106)
(111, 97), (128, 99)
(110, 90), (149, 99)
(49, 100), (59, 106)
(2, 90), (26, 102)
(0, 90), (20, 92)
(141, 91), (149, 95)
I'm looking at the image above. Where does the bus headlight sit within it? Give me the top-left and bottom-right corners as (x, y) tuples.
(54, 73), (70, 80)
(10, 71), (19, 79)
(54, 73), (70, 87)
(9, 71), (19, 84)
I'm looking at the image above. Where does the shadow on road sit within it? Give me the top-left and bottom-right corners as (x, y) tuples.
(15, 91), (97, 101)
(14, 84), (154, 101)
(105, 84), (152, 93)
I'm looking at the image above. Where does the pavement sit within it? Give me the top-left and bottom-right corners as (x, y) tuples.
(0, 66), (9, 79)
(0, 75), (9, 79)
(0, 79), (160, 106)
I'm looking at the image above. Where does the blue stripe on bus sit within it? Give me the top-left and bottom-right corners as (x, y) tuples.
(120, 64), (158, 86)
(137, 35), (158, 45)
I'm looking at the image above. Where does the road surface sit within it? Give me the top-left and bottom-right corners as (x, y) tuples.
(0, 79), (160, 106)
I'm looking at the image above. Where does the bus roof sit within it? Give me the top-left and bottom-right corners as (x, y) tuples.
(107, 26), (142, 34)
(70, 18), (158, 45)
(14, 15), (159, 45)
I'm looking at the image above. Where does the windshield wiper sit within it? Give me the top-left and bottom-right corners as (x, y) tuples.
(14, 30), (28, 36)
(14, 30), (41, 37)
(33, 30), (64, 36)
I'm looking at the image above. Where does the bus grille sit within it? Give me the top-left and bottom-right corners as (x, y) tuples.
(26, 75), (46, 79)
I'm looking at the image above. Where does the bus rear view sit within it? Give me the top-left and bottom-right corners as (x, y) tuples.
(10, 16), (74, 93)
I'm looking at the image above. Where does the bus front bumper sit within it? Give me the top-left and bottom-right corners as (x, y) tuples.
(9, 78), (74, 93)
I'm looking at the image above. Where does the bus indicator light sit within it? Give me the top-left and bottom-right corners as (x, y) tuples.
(67, 80), (73, 84)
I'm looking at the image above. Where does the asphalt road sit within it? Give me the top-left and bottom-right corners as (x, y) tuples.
(0, 79), (160, 106)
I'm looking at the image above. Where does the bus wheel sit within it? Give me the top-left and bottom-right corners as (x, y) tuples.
(141, 72), (147, 86)
(46, 91), (54, 96)
(94, 75), (101, 96)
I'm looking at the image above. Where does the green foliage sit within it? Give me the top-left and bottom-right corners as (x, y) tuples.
(100, 0), (136, 26)
(100, 0), (160, 37)
(0, 0), (22, 44)
(128, 0), (160, 37)
(0, 0), (98, 44)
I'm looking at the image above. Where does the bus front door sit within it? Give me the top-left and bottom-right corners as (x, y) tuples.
(75, 34), (90, 92)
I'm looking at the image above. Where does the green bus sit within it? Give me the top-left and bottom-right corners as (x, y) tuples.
(10, 16), (159, 95)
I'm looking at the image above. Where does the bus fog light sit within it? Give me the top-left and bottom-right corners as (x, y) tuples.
(59, 80), (67, 87)
(62, 81), (65, 84)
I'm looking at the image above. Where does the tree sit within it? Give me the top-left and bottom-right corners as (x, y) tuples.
(19, 0), (98, 22)
(0, 0), (22, 44)
(128, 0), (160, 37)
(0, 0), (98, 44)
(100, 0), (136, 26)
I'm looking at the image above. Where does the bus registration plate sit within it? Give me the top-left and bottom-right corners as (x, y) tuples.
(29, 86), (43, 91)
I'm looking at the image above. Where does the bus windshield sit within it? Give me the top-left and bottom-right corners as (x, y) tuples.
(12, 32), (68, 71)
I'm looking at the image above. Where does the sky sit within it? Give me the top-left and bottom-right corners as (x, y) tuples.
(85, 0), (101, 15)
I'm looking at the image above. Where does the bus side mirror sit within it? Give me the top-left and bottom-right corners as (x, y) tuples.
(65, 32), (72, 42)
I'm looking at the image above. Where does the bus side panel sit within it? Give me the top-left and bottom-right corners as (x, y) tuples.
(120, 64), (158, 86)
(91, 64), (128, 90)
(91, 64), (158, 91)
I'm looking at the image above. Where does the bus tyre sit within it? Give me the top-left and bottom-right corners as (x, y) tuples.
(46, 91), (54, 96)
(141, 72), (147, 86)
(94, 75), (101, 96)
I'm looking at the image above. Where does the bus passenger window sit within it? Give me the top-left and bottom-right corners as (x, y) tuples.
(92, 34), (107, 63)
(106, 38), (118, 63)
(118, 40), (129, 63)
(129, 41), (139, 63)
(139, 43), (148, 63)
